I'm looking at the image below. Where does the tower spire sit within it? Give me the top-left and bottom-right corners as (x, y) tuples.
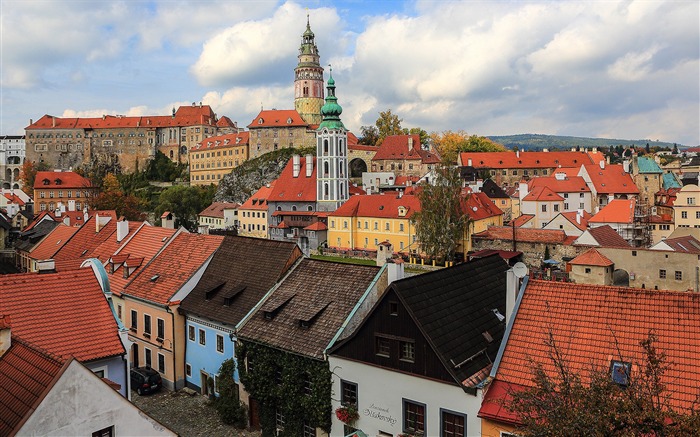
(294, 15), (324, 125)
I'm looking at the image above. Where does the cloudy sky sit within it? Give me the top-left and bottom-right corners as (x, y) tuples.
(1, 0), (698, 145)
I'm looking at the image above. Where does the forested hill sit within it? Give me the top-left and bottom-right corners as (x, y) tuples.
(487, 134), (681, 151)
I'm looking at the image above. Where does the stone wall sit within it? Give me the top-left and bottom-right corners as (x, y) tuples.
(471, 237), (583, 267)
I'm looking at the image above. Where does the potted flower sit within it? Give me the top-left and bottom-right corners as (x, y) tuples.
(335, 404), (359, 425)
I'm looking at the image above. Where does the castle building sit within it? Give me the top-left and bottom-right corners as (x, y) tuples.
(189, 132), (249, 186)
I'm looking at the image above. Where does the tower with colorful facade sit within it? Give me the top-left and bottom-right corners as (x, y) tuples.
(316, 70), (349, 212)
(294, 16), (325, 126)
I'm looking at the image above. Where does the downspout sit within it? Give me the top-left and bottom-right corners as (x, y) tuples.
(166, 304), (176, 390)
(324, 264), (388, 360)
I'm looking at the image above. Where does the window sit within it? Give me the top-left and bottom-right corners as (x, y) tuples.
(611, 360), (630, 386)
(143, 314), (151, 337)
(441, 410), (466, 437)
(682, 211), (688, 219)
(659, 269), (666, 279)
(399, 223), (404, 232)
(276, 410), (286, 430)
(117, 304), (122, 320)
(403, 399), (426, 434)
(92, 426), (114, 437)
(188, 325), (195, 341)
(217, 334), (224, 353)
(130, 310), (137, 330)
(158, 353), (165, 373)
(675, 271), (682, 280)
(186, 363), (192, 377)
(375, 336), (390, 357)
(341, 380), (358, 406)
(696, 211), (700, 219)
(541, 204), (547, 212)
(553, 204), (559, 212)
(400, 341), (415, 362)
(585, 268), (592, 274)
(199, 328), (206, 345)
(157, 318), (164, 340)
(385, 222), (390, 231)
(390, 301), (399, 316)
(145, 348), (152, 368)
(374, 221), (378, 230)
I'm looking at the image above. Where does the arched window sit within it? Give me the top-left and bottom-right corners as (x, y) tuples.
(292, 206), (297, 211)
(169, 150), (174, 159)
(324, 183), (329, 198)
(307, 206), (313, 211)
(324, 162), (329, 176)
(323, 139), (329, 155)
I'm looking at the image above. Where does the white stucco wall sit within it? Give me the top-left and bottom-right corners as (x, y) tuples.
(18, 360), (175, 437)
(329, 356), (484, 437)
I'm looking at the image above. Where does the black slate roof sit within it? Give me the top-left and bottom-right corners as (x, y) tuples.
(481, 179), (510, 199)
(390, 255), (509, 386)
(14, 220), (58, 252)
(179, 236), (302, 327)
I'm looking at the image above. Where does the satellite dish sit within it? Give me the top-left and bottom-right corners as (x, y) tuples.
(513, 262), (529, 279)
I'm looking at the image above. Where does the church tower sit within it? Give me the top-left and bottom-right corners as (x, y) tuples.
(316, 69), (349, 212)
(294, 16), (324, 126)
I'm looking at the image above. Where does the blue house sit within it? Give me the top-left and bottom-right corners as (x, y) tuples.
(179, 236), (302, 393)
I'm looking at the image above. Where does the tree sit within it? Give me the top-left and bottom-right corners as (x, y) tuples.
(412, 164), (469, 262)
(430, 130), (506, 164)
(509, 332), (700, 436)
(154, 184), (216, 231)
(146, 151), (187, 182)
(358, 125), (379, 146)
(19, 160), (49, 195)
(403, 127), (429, 147)
(672, 143), (679, 154)
(213, 359), (247, 428)
(375, 109), (403, 144)
(88, 173), (146, 221)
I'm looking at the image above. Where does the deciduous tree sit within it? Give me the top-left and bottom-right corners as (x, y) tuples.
(88, 173), (146, 221)
(19, 161), (49, 196)
(375, 109), (403, 144)
(431, 130), (506, 164)
(358, 125), (379, 146)
(154, 184), (216, 231)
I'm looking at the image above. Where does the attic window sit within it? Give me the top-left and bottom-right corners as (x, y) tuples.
(482, 331), (494, 343)
(287, 117), (292, 124)
(150, 274), (160, 282)
(54, 179), (62, 185)
(389, 301), (398, 316)
(258, 118), (263, 124)
(499, 160), (503, 164)
(611, 360), (631, 386)
(43, 179), (50, 185)
(536, 160), (540, 164)
(205, 281), (227, 300)
(224, 284), (246, 306)
(81, 249), (88, 256)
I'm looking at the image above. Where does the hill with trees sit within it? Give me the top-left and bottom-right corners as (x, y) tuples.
(487, 134), (682, 151)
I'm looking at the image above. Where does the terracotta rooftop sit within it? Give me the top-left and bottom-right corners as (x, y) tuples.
(576, 224), (631, 248)
(240, 182), (276, 211)
(122, 232), (224, 305)
(589, 199), (636, 224)
(216, 115), (236, 128)
(522, 186), (564, 202)
(560, 210), (592, 231)
(459, 151), (596, 169)
(464, 191), (504, 220)
(191, 132), (249, 151)
(0, 337), (64, 436)
(656, 235), (700, 254)
(511, 214), (534, 227)
(0, 268), (126, 362)
(28, 224), (78, 261)
(569, 248), (614, 266)
(582, 164), (639, 195)
(473, 226), (576, 245)
(268, 156), (316, 203)
(33, 171), (93, 190)
(3, 193), (26, 206)
(531, 174), (590, 193)
(372, 134), (440, 164)
(485, 280), (700, 422)
(247, 109), (308, 128)
(52, 212), (119, 271)
(329, 193), (421, 220)
(199, 202), (237, 219)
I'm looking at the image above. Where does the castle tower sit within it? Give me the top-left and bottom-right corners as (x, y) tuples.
(294, 15), (324, 126)
(316, 69), (349, 212)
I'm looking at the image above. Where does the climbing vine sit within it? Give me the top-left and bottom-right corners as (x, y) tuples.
(237, 341), (332, 437)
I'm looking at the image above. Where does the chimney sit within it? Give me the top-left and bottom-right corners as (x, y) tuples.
(555, 172), (566, 181)
(543, 148), (548, 152)
(505, 269), (517, 323)
(599, 160), (605, 169)
(37, 259), (56, 274)
(376, 241), (393, 267)
(116, 219), (129, 242)
(387, 259), (405, 284)
(305, 154), (313, 177)
(516, 150), (520, 158)
(468, 158), (472, 167)
(30, 118), (33, 125)
(592, 147), (597, 153)
(52, 117), (56, 127)
(0, 315), (10, 357)
(292, 155), (301, 178)
(576, 210), (582, 224)
(408, 136), (413, 152)
(518, 181), (528, 201)
(623, 160), (630, 173)
(606, 155), (611, 164)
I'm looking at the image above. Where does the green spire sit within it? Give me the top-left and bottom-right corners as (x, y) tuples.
(319, 67), (345, 130)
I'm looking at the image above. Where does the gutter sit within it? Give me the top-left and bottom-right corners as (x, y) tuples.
(324, 264), (387, 360)
(489, 275), (528, 379)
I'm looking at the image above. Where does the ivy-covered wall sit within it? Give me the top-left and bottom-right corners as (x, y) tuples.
(237, 340), (332, 437)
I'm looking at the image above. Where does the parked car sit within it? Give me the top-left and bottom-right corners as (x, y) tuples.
(130, 366), (162, 395)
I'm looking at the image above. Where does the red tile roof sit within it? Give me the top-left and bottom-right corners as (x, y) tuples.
(240, 182), (276, 210)
(33, 171), (92, 190)
(560, 210), (592, 231)
(492, 280), (700, 416)
(589, 199), (636, 224)
(191, 132), (249, 151)
(464, 191), (504, 220)
(522, 186), (564, 202)
(459, 151), (596, 169)
(52, 212), (119, 270)
(216, 115), (236, 128)
(330, 193), (421, 219)
(247, 109), (308, 128)
(531, 174), (590, 193)
(122, 232), (224, 305)
(29, 224), (78, 261)
(372, 134), (440, 164)
(658, 235), (700, 254)
(348, 144), (379, 152)
(0, 268), (126, 362)
(268, 157), (316, 202)
(569, 248), (614, 266)
(304, 221), (328, 231)
(473, 226), (576, 245)
(582, 164), (639, 195)
(0, 337), (64, 436)
(579, 225), (631, 248)
(199, 202), (236, 218)
(511, 214), (535, 227)
(348, 184), (366, 196)
(3, 193), (26, 206)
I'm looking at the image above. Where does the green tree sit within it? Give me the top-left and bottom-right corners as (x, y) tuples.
(88, 173), (146, 221)
(375, 109), (403, 144)
(430, 130), (506, 164)
(154, 184), (216, 231)
(509, 333), (700, 436)
(358, 125), (379, 146)
(412, 164), (469, 262)
(213, 358), (247, 428)
(146, 151), (187, 182)
(403, 127), (429, 147)
(19, 160), (49, 196)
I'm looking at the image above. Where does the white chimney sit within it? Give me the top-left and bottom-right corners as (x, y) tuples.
(468, 158), (473, 167)
(599, 160), (605, 169)
(0, 315), (11, 357)
(408, 137), (413, 152)
(116, 219), (129, 242)
(543, 148), (548, 152)
(623, 160), (630, 173)
(37, 259), (56, 273)
(518, 181), (528, 201)
(592, 147), (597, 153)
(387, 259), (405, 284)
(576, 210), (581, 224)
(555, 172), (566, 181)
(305, 154), (313, 177)
(292, 155), (301, 178)
(505, 269), (517, 323)
(516, 150), (520, 158)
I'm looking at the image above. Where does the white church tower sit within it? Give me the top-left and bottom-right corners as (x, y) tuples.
(316, 69), (349, 212)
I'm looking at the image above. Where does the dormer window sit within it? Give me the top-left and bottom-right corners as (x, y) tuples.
(43, 179), (50, 185)
(397, 206), (407, 217)
(54, 179), (62, 185)
(287, 117), (292, 124)
(258, 118), (264, 124)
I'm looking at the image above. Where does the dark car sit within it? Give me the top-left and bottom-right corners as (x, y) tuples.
(130, 366), (162, 395)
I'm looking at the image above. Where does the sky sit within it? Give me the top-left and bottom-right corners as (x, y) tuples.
(1, 0), (698, 146)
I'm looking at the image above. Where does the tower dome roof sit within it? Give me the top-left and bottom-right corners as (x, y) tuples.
(319, 70), (345, 130)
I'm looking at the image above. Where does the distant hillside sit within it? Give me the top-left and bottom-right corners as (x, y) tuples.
(487, 134), (682, 151)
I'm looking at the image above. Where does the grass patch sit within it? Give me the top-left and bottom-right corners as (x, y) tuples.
(310, 254), (377, 266)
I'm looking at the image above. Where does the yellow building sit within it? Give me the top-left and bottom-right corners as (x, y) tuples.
(190, 132), (249, 186)
(457, 191), (504, 254)
(327, 193), (420, 255)
(674, 184), (700, 229)
(238, 182), (275, 238)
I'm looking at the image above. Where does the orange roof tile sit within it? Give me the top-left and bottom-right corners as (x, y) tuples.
(473, 226), (576, 245)
(589, 199), (636, 224)
(522, 186), (564, 202)
(459, 151), (595, 169)
(29, 224), (78, 261)
(33, 171), (92, 190)
(330, 193), (421, 219)
(582, 164), (639, 194)
(579, 225), (631, 248)
(3, 193), (26, 206)
(372, 134), (440, 163)
(569, 247), (614, 266)
(530, 174), (590, 193)
(0, 268), (126, 362)
(199, 202), (236, 218)
(464, 191), (504, 220)
(216, 115), (236, 127)
(268, 157), (316, 202)
(560, 210), (592, 231)
(52, 212), (119, 270)
(658, 235), (700, 254)
(122, 232), (224, 305)
(493, 280), (700, 415)
(303, 221), (327, 231)
(240, 182), (276, 210)
(247, 109), (308, 128)
(191, 132), (249, 151)
(511, 214), (535, 227)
